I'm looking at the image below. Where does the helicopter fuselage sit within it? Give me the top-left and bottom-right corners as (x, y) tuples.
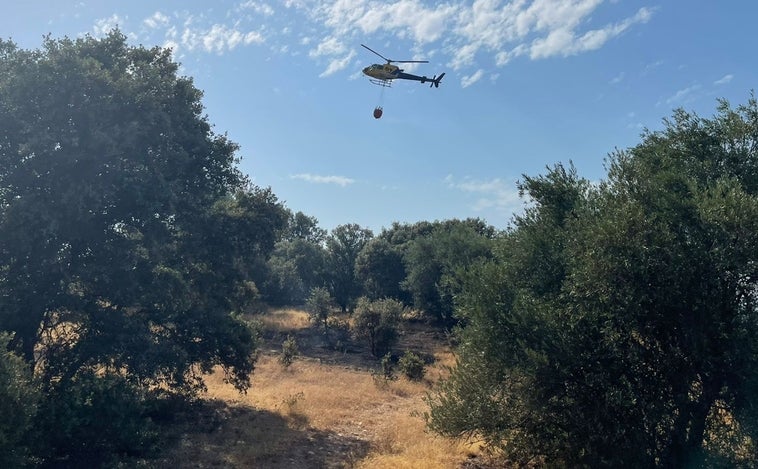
(366, 62), (433, 80)
(362, 63), (403, 81)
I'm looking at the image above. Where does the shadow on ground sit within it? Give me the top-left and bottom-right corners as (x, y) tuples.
(141, 398), (370, 468)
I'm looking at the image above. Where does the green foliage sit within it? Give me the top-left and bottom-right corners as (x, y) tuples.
(259, 210), (328, 306)
(0, 31), (284, 463)
(355, 237), (407, 300)
(0, 333), (39, 467)
(279, 334), (299, 369)
(372, 352), (397, 387)
(326, 223), (374, 312)
(35, 372), (158, 466)
(401, 219), (496, 324)
(427, 97), (758, 467)
(306, 286), (335, 330)
(0, 31), (272, 395)
(264, 237), (328, 306)
(285, 210), (327, 244)
(353, 297), (404, 357)
(325, 316), (351, 352)
(398, 351), (426, 381)
(380, 352), (396, 381)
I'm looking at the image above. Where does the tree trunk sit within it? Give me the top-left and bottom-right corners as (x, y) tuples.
(663, 383), (716, 467)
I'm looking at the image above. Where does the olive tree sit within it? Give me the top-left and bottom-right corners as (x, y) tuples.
(0, 31), (288, 462)
(428, 97), (758, 467)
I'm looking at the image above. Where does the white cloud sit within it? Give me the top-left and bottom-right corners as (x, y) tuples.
(461, 69), (484, 88)
(199, 24), (263, 54)
(93, 14), (126, 37)
(353, 1), (457, 43)
(449, 42), (479, 70)
(529, 6), (652, 59)
(320, 50), (356, 76)
(239, 1), (275, 16)
(143, 11), (169, 29)
(309, 36), (355, 76)
(309, 35), (346, 57)
(92, 1), (655, 88)
(442, 0), (654, 71)
(291, 173), (355, 187)
(714, 74), (733, 85)
(610, 71), (624, 84)
(445, 175), (521, 215)
(665, 84), (701, 106)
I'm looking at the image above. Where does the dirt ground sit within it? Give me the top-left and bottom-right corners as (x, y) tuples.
(136, 308), (498, 468)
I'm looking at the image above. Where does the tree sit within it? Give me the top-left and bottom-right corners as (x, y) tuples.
(355, 237), (406, 300)
(306, 286), (335, 330)
(0, 31), (275, 461)
(285, 210), (327, 244)
(326, 223), (373, 312)
(263, 239), (324, 305)
(0, 333), (39, 467)
(402, 219), (495, 324)
(427, 97), (758, 466)
(353, 297), (404, 357)
(353, 221), (437, 306)
(262, 211), (328, 305)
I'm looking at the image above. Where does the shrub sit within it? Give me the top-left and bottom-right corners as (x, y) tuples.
(372, 352), (397, 387)
(381, 352), (396, 380)
(306, 286), (335, 330)
(35, 372), (158, 466)
(0, 332), (39, 467)
(353, 297), (404, 357)
(325, 316), (351, 352)
(398, 351), (426, 381)
(279, 334), (299, 369)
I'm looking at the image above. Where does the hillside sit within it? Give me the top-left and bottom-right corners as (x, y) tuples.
(143, 309), (488, 468)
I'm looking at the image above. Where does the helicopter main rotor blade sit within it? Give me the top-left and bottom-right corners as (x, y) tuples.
(361, 44), (430, 64)
(361, 44), (390, 63)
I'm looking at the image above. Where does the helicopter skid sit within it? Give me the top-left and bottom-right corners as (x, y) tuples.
(368, 78), (392, 88)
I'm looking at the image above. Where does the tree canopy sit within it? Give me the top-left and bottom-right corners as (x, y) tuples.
(427, 97), (758, 466)
(0, 31), (288, 462)
(326, 223), (373, 312)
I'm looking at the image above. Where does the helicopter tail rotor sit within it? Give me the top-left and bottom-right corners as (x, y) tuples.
(431, 73), (445, 88)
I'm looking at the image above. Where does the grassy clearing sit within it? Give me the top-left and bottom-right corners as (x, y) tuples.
(149, 308), (480, 468)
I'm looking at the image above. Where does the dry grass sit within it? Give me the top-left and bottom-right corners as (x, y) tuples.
(151, 308), (481, 468)
(257, 308), (312, 333)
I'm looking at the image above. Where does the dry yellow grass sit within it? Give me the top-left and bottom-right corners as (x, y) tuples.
(257, 308), (312, 333)
(154, 308), (479, 468)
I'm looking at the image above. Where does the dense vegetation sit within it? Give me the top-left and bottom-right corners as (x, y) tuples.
(427, 99), (758, 467)
(1, 30), (756, 467)
(0, 31), (290, 465)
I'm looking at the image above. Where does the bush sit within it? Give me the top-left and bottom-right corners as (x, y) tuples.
(353, 297), (404, 357)
(279, 334), (299, 369)
(35, 372), (158, 466)
(372, 352), (397, 387)
(325, 316), (351, 352)
(0, 332), (39, 467)
(398, 351), (426, 381)
(306, 286), (335, 330)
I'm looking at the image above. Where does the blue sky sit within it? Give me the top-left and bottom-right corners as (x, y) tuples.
(3, 1), (755, 233)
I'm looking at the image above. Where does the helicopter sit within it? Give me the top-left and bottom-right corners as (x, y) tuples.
(361, 44), (445, 88)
